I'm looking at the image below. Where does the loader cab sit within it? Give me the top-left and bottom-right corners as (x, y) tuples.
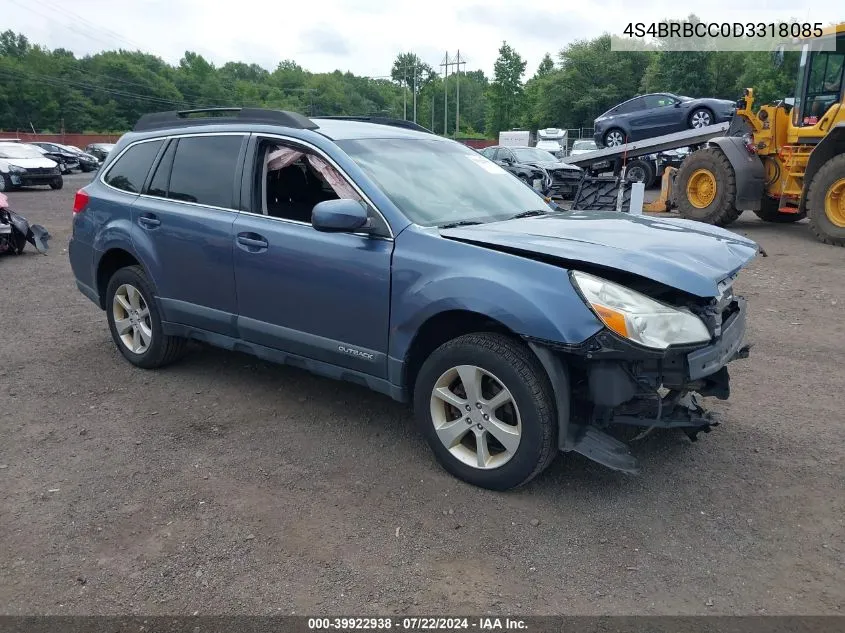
(793, 30), (845, 128)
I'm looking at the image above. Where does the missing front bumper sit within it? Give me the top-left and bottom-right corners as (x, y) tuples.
(528, 297), (752, 474)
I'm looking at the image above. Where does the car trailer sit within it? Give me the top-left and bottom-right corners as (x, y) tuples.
(559, 122), (737, 213)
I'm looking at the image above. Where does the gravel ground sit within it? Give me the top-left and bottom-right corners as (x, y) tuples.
(1, 173), (844, 616)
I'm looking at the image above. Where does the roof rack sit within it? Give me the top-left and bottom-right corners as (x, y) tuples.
(315, 116), (434, 134)
(133, 108), (319, 132)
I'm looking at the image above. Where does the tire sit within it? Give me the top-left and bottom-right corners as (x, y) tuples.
(689, 108), (713, 129)
(625, 159), (656, 188)
(413, 333), (557, 491)
(49, 177), (63, 190)
(105, 265), (187, 369)
(0, 173), (10, 192)
(753, 195), (806, 223)
(675, 147), (742, 226)
(806, 153), (845, 247)
(603, 128), (626, 148)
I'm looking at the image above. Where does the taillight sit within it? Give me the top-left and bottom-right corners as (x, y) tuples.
(73, 188), (89, 214)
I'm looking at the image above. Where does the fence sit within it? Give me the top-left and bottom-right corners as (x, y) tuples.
(0, 131), (122, 147)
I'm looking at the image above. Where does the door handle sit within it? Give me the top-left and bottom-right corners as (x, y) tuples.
(236, 233), (268, 250)
(138, 214), (160, 229)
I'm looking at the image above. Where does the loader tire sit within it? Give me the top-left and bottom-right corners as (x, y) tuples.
(753, 195), (806, 223)
(675, 147), (741, 227)
(806, 154), (845, 247)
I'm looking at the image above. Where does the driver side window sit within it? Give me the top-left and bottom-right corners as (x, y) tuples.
(253, 138), (390, 236)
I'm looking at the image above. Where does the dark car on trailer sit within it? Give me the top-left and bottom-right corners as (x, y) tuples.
(480, 145), (582, 199)
(595, 92), (736, 148)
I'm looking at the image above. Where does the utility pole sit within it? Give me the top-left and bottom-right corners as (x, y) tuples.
(403, 56), (407, 120)
(454, 50), (465, 138)
(440, 51), (449, 137)
(412, 59), (417, 123)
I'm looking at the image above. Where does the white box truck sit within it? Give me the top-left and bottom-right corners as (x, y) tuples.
(536, 128), (568, 158)
(498, 130), (532, 147)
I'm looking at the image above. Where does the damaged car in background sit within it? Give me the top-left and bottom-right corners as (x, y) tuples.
(70, 109), (758, 491)
(0, 142), (63, 191)
(480, 144), (583, 199)
(0, 192), (50, 255)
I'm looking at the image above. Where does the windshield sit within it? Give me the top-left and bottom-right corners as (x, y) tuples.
(572, 140), (596, 150)
(0, 144), (46, 159)
(339, 138), (552, 226)
(512, 147), (556, 162)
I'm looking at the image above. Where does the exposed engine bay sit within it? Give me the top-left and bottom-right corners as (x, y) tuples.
(0, 192), (51, 256)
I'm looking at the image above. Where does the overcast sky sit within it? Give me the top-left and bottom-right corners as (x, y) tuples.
(2, 0), (837, 78)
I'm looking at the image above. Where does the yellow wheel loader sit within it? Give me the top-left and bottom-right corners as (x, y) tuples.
(673, 23), (845, 246)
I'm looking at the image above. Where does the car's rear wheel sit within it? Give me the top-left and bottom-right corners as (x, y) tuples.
(106, 265), (187, 369)
(603, 129), (626, 147)
(49, 177), (63, 190)
(413, 333), (557, 490)
(689, 108), (713, 129)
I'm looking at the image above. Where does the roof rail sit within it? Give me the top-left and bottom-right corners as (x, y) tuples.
(133, 107), (319, 132)
(315, 116), (434, 134)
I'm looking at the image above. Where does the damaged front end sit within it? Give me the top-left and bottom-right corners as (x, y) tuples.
(528, 273), (751, 474)
(0, 193), (51, 256)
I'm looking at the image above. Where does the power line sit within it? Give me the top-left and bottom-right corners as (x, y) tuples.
(0, 67), (204, 108)
(39, 0), (147, 51)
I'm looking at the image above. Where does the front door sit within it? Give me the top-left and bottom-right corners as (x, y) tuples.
(232, 136), (393, 377)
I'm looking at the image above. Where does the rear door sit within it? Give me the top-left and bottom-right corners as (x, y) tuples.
(129, 133), (247, 336)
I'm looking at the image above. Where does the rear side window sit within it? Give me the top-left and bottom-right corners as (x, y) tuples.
(166, 135), (244, 208)
(104, 140), (163, 193)
(147, 140), (177, 198)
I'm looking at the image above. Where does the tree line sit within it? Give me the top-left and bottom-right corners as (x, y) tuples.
(0, 22), (798, 138)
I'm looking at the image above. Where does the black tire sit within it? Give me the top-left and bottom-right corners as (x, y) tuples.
(753, 195), (806, 223)
(806, 154), (845, 247)
(413, 333), (557, 491)
(105, 265), (187, 369)
(0, 173), (10, 192)
(625, 159), (656, 188)
(49, 177), (63, 190)
(603, 128), (626, 148)
(675, 147), (742, 226)
(689, 107), (714, 129)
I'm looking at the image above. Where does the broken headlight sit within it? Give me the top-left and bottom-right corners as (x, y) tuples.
(571, 271), (711, 349)
(8, 165), (26, 174)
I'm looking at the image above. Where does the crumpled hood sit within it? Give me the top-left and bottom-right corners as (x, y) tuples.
(440, 211), (760, 298)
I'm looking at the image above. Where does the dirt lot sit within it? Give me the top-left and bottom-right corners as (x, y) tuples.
(1, 173), (844, 616)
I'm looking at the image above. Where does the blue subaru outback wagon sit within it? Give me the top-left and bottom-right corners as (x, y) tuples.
(69, 108), (759, 490)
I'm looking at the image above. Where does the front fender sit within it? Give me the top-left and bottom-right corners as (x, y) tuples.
(709, 136), (765, 210)
(388, 226), (604, 363)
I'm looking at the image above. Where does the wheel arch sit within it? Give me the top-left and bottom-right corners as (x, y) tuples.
(95, 247), (142, 309)
(800, 124), (845, 213)
(402, 309), (522, 402)
(706, 136), (765, 210)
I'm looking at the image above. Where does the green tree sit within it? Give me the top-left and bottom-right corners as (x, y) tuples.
(486, 41), (527, 135)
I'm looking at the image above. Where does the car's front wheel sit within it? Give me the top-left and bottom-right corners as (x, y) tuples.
(49, 177), (63, 190)
(603, 128), (626, 147)
(105, 265), (187, 369)
(689, 108), (713, 128)
(413, 333), (557, 490)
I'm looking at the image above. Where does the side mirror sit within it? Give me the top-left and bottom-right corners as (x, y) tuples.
(501, 156), (513, 164)
(674, 102), (682, 108)
(311, 199), (371, 233)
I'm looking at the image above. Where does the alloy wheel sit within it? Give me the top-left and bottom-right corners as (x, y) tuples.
(429, 364), (522, 469)
(691, 111), (712, 128)
(112, 283), (152, 354)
